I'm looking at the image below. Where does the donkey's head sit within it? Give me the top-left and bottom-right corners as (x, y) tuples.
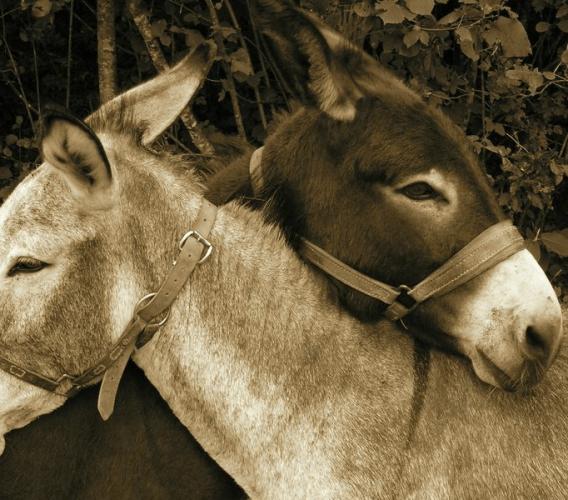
(252, 0), (562, 390)
(0, 45), (213, 453)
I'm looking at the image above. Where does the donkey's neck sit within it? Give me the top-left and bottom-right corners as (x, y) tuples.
(130, 183), (417, 497)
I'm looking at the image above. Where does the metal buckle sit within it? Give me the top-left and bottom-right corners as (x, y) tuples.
(179, 230), (213, 264)
(395, 284), (417, 309)
(134, 292), (171, 328)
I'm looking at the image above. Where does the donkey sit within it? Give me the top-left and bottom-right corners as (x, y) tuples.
(0, 42), (565, 499)
(207, 0), (563, 391)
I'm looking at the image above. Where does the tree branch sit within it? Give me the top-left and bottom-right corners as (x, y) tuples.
(205, 0), (247, 140)
(97, 0), (117, 103)
(127, 0), (215, 156)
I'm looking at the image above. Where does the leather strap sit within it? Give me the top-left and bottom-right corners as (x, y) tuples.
(249, 147), (526, 322)
(98, 198), (217, 419)
(384, 221), (525, 320)
(0, 199), (217, 421)
(298, 239), (400, 304)
(299, 221), (525, 322)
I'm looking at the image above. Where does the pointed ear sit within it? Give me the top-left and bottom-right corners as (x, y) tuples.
(253, 0), (412, 121)
(41, 111), (115, 210)
(88, 42), (215, 145)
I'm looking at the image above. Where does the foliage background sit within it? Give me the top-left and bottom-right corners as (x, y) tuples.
(1, 0), (567, 295)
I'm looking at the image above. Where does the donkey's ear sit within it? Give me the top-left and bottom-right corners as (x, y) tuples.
(41, 112), (115, 210)
(254, 0), (411, 121)
(89, 42), (215, 145)
(253, 0), (365, 120)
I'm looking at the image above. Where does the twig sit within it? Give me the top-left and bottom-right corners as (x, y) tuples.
(559, 132), (568, 159)
(127, 0), (215, 155)
(246, 0), (276, 116)
(223, 0), (267, 129)
(31, 36), (41, 124)
(66, 0), (75, 108)
(97, 0), (118, 103)
(1, 10), (36, 135)
(204, 0), (247, 139)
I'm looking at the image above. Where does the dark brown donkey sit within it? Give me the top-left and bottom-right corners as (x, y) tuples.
(207, 0), (562, 391)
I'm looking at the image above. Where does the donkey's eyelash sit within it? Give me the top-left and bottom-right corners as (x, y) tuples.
(7, 257), (48, 277)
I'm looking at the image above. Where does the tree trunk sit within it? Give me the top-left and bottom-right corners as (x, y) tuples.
(97, 0), (117, 103)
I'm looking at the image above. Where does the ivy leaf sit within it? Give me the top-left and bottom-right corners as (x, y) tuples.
(455, 26), (478, 61)
(483, 17), (531, 58)
(559, 19), (568, 33)
(541, 230), (568, 257)
(557, 5), (568, 18)
(31, 0), (51, 18)
(230, 48), (253, 76)
(406, 0), (434, 16)
(505, 67), (544, 94)
(562, 48), (568, 65)
(535, 22), (550, 32)
(403, 29), (421, 47)
(438, 10), (462, 25)
(377, 0), (415, 24)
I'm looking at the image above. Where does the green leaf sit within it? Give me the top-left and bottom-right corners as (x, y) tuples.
(483, 16), (531, 58)
(438, 10), (462, 25)
(505, 67), (544, 94)
(31, 0), (51, 18)
(557, 5), (568, 18)
(230, 48), (253, 76)
(535, 21), (550, 32)
(403, 29), (421, 47)
(455, 26), (478, 61)
(5, 134), (18, 145)
(406, 0), (434, 16)
(562, 48), (568, 65)
(377, 0), (415, 24)
(559, 18), (568, 33)
(541, 230), (568, 257)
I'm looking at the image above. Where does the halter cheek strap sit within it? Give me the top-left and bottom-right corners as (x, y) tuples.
(248, 147), (526, 322)
(298, 221), (525, 321)
(0, 199), (217, 420)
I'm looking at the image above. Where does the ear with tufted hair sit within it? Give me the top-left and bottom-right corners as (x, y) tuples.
(41, 112), (115, 210)
(252, 0), (364, 121)
(253, 0), (416, 121)
(88, 42), (215, 145)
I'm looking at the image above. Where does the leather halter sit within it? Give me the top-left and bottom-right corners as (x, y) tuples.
(0, 199), (217, 420)
(249, 148), (526, 321)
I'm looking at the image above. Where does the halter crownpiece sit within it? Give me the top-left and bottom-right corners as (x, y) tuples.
(249, 148), (526, 321)
(0, 198), (218, 420)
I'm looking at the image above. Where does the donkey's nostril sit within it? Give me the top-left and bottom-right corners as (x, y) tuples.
(526, 326), (546, 354)
(522, 324), (556, 364)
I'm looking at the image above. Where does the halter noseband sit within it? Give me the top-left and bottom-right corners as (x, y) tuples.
(0, 199), (217, 420)
(250, 147), (526, 321)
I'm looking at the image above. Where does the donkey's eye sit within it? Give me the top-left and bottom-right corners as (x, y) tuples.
(8, 257), (47, 277)
(399, 182), (439, 200)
